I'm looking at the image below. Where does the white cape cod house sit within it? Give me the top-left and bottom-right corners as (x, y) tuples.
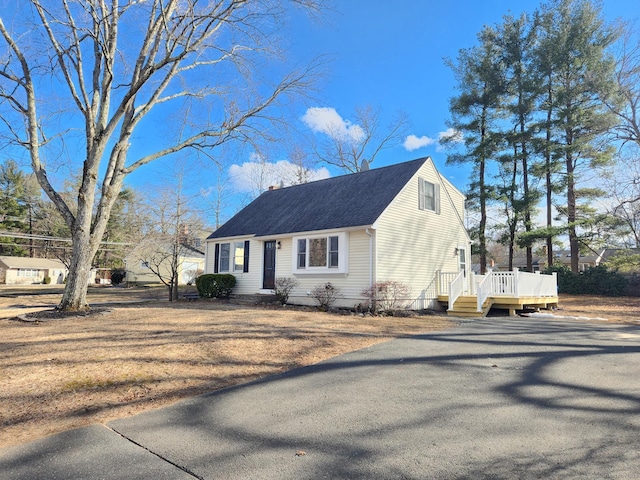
(205, 157), (471, 310)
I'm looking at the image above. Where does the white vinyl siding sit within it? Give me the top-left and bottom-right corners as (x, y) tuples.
(375, 160), (470, 309)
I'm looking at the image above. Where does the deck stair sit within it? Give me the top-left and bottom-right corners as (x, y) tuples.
(444, 294), (492, 317)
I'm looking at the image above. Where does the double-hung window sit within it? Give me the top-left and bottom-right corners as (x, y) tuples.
(233, 242), (245, 272)
(297, 239), (306, 269)
(214, 240), (250, 273)
(219, 243), (230, 272)
(293, 232), (347, 273)
(418, 177), (440, 214)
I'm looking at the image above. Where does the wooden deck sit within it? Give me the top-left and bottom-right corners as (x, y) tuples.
(437, 269), (558, 318)
(437, 293), (559, 318)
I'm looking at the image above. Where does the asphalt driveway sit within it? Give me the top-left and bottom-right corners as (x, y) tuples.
(1, 317), (639, 479)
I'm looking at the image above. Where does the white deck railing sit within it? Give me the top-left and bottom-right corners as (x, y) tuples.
(438, 269), (558, 313)
(512, 270), (558, 297)
(476, 273), (491, 312)
(448, 270), (465, 312)
(437, 271), (459, 296)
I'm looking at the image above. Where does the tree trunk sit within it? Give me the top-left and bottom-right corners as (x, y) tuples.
(545, 79), (554, 269)
(479, 157), (487, 275)
(171, 277), (179, 302)
(566, 154), (579, 273)
(521, 130), (533, 272)
(508, 145), (518, 272)
(58, 232), (96, 310)
(546, 165), (554, 269)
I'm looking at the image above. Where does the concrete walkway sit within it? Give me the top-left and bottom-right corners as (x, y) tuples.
(2, 317), (640, 479)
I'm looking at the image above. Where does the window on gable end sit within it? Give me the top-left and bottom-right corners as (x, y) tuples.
(418, 177), (440, 214)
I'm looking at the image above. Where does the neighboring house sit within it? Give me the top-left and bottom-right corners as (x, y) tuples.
(492, 256), (542, 273)
(601, 247), (640, 266)
(205, 157), (471, 309)
(125, 243), (205, 285)
(546, 249), (606, 272)
(0, 256), (67, 285)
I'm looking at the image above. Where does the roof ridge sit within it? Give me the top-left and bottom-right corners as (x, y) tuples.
(265, 157), (429, 192)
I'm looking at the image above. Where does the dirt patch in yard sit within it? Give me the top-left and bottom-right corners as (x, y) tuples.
(0, 286), (453, 448)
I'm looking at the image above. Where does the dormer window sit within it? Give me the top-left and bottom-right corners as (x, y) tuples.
(418, 178), (440, 214)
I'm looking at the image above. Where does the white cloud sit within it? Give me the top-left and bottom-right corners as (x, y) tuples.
(228, 159), (330, 193)
(301, 107), (364, 142)
(403, 134), (436, 151)
(435, 128), (464, 152)
(403, 129), (464, 152)
(438, 128), (463, 143)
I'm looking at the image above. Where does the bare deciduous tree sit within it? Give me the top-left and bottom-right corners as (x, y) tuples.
(310, 105), (410, 173)
(605, 150), (640, 247)
(608, 25), (640, 148)
(0, 0), (322, 310)
(130, 175), (206, 301)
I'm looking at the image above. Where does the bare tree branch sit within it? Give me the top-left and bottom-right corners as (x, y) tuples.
(0, 0), (324, 310)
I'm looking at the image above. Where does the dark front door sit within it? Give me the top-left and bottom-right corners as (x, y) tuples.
(263, 241), (276, 289)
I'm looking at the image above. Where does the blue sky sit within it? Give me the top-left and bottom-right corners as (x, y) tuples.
(284, 0), (637, 184)
(176, 0), (638, 226)
(5, 1), (635, 226)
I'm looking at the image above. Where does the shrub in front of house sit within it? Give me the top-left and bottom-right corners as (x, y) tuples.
(196, 274), (236, 298)
(274, 277), (298, 304)
(361, 280), (411, 313)
(42, 276), (51, 284)
(110, 268), (126, 285)
(310, 282), (341, 311)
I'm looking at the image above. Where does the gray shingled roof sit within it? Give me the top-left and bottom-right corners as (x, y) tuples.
(209, 158), (428, 239)
(0, 256), (66, 269)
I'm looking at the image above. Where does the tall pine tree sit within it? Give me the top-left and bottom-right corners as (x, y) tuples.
(535, 0), (618, 272)
(445, 26), (507, 274)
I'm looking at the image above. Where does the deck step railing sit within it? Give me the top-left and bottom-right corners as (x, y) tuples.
(439, 269), (558, 313)
(448, 270), (465, 312)
(476, 273), (491, 312)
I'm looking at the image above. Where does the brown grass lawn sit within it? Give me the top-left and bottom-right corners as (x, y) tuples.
(1, 285), (638, 449)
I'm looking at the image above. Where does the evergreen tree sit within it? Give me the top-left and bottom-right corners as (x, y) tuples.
(498, 14), (542, 271)
(0, 160), (40, 256)
(445, 26), (507, 274)
(534, 0), (619, 273)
